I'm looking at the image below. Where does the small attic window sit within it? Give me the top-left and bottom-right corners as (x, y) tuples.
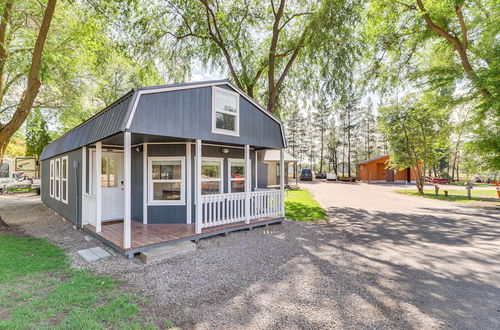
(212, 86), (239, 136)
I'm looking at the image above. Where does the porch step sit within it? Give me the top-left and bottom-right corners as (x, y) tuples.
(139, 241), (196, 264)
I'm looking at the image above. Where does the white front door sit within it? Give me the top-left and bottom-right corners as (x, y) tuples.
(90, 151), (124, 221)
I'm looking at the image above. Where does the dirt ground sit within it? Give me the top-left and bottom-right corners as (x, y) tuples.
(1, 186), (499, 329)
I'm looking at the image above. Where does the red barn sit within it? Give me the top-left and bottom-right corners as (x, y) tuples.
(355, 155), (417, 183)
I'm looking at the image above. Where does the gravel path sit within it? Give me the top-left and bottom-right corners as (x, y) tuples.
(1, 187), (499, 329)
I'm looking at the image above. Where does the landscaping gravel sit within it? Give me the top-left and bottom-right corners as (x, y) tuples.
(1, 189), (499, 329)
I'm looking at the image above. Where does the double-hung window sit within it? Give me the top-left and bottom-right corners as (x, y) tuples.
(49, 160), (54, 198)
(212, 87), (239, 136)
(54, 158), (60, 200)
(228, 159), (245, 193)
(201, 158), (223, 195)
(61, 156), (68, 204)
(148, 157), (185, 205)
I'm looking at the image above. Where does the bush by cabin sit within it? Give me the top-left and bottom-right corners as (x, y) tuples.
(41, 80), (287, 258)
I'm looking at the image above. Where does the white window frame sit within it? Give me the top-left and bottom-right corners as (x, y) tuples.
(228, 158), (245, 193)
(212, 86), (240, 136)
(49, 159), (54, 198)
(54, 158), (61, 201)
(61, 156), (68, 204)
(201, 157), (224, 195)
(148, 156), (185, 206)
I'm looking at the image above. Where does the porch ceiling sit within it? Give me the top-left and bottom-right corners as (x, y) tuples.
(100, 132), (273, 150)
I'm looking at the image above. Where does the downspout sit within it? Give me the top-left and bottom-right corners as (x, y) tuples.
(74, 160), (80, 229)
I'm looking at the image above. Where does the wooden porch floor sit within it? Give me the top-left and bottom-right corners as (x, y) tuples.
(83, 217), (283, 257)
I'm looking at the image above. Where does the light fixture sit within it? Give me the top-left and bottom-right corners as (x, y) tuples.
(221, 147), (229, 154)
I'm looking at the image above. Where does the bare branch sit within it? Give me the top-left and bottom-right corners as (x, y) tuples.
(279, 12), (312, 32)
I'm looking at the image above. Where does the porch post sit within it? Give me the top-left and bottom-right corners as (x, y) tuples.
(245, 144), (251, 224)
(95, 142), (102, 232)
(195, 139), (202, 234)
(186, 142), (192, 224)
(142, 143), (148, 224)
(280, 148), (285, 216)
(123, 131), (131, 249)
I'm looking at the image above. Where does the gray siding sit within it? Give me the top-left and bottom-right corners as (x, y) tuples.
(129, 85), (284, 149)
(41, 148), (83, 225)
(40, 93), (134, 160)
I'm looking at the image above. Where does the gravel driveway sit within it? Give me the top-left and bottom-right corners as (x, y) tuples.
(1, 187), (499, 329)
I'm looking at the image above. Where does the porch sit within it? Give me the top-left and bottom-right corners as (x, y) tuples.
(83, 216), (283, 258)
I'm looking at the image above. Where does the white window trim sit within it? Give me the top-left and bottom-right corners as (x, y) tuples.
(228, 158), (246, 193)
(49, 159), (54, 198)
(148, 156), (185, 206)
(61, 156), (68, 204)
(54, 158), (61, 201)
(201, 157), (224, 195)
(212, 86), (240, 137)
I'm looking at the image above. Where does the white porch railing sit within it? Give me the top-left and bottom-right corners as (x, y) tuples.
(200, 190), (284, 229)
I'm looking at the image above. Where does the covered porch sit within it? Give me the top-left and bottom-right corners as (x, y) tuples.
(82, 133), (286, 258)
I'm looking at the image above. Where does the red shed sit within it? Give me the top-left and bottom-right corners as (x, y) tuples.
(355, 155), (417, 183)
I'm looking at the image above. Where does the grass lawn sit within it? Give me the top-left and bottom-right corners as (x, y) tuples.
(0, 234), (163, 329)
(285, 189), (326, 221)
(396, 189), (499, 204)
(448, 182), (495, 187)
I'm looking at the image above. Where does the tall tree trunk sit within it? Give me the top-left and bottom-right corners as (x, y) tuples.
(319, 125), (324, 173)
(347, 107), (352, 177)
(0, 0), (58, 149)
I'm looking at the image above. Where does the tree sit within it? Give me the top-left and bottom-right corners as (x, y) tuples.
(25, 108), (52, 159)
(379, 92), (451, 193)
(135, 0), (360, 114)
(365, 0), (499, 171)
(0, 0), (57, 160)
(313, 95), (333, 173)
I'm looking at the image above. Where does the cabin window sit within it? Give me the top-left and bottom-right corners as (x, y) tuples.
(148, 157), (185, 205)
(54, 158), (60, 200)
(212, 87), (239, 136)
(49, 160), (54, 198)
(61, 156), (68, 204)
(201, 158), (223, 195)
(228, 159), (245, 193)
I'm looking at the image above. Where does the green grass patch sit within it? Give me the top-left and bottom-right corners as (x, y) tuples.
(448, 182), (495, 187)
(0, 234), (160, 329)
(6, 187), (35, 192)
(396, 189), (499, 204)
(285, 189), (326, 221)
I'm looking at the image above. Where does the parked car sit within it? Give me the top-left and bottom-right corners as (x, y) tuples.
(326, 173), (337, 181)
(300, 169), (313, 181)
(315, 173), (327, 179)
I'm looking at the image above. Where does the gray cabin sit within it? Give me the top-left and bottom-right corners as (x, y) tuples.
(40, 80), (287, 258)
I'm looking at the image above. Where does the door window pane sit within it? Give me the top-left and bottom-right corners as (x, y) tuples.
(153, 182), (181, 200)
(152, 160), (181, 180)
(101, 157), (118, 187)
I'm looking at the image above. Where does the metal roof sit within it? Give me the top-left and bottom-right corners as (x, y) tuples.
(262, 150), (297, 162)
(41, 80), (286, 160)
(354, 154), (389, 165)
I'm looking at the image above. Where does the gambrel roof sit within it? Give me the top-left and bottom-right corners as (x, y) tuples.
(41, 80), (285, 160)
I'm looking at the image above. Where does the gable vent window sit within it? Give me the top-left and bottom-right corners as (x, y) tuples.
(212, 87), (239, 136)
